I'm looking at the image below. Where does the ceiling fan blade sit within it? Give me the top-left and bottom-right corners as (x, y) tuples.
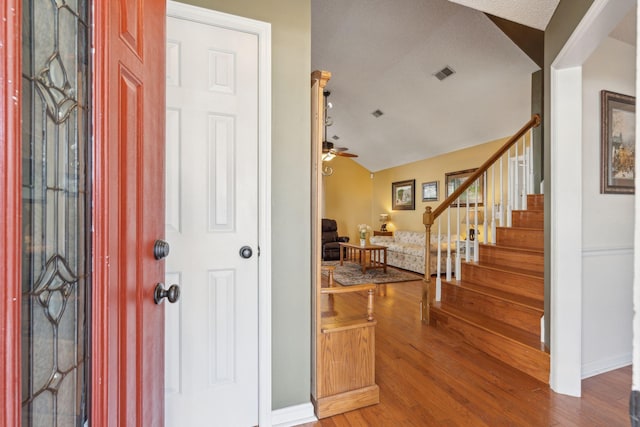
(336, 152), (358, 158)
(332, 146), (350, 152)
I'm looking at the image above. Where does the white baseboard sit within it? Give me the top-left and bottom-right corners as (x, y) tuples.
(271, 402), (317, 427)
(581, 352), (632, 379)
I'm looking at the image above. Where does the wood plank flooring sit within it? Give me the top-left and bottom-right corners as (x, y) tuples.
(302, 278), (631, 427)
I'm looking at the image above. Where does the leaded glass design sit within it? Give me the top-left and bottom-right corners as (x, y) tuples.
(21, 0), (90, 425)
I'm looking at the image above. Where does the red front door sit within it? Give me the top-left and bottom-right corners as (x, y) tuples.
(0, 0), (167, 425)
(92, 0), (167, 425)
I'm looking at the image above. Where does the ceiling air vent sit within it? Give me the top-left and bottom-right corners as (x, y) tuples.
(371, 109), (384, 118)
(434, 66), (455, 81)
(331, 135), (340, 141)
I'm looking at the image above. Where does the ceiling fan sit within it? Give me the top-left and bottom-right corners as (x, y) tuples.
(322, 90), (358, 162)
(322, 140), (358, 160)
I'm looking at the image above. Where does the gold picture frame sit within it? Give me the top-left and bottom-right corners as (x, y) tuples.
(392, 179), (415, 210)
(601, 90), (635, 194)
(445, 168), (484, 206)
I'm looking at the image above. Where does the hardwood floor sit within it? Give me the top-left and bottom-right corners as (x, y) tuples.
(302, 278), (631, 426)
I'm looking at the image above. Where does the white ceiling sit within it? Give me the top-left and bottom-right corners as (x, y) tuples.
(311, 0), (547, 172)
(448, 0), (560, 31)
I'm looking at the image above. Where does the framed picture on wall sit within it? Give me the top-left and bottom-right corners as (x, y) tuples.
(601, 90), (635, 194)
(392, 179), (415, 210)
(421, 181), (438, 202)
(445, 168), (484, 206)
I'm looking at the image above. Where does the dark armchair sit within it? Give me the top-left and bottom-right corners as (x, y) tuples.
(322, 218), (350, 261)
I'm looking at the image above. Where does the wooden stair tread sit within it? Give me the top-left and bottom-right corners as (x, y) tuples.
(479, 243), (543, 255)
(443, 279), (543, 311)
(432, 302), (545, 351)
(464, 261), (543, 279)
(497, 226), (543, 232)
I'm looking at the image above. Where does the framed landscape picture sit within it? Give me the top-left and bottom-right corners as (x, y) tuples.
(601, 90), (635, 194)
(445, 168), (483, 206)
(392, 179), (415, 210)
(422, 181), (438, 202)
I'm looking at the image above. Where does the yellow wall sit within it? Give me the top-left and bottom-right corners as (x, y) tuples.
(324, 138), (509, 241)
(373, 138), (506, 233)
(323, 156), (372, 242)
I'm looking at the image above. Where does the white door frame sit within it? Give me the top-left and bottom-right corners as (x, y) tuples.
(166, 2), (272, 424)
(549, 0), (634, 396)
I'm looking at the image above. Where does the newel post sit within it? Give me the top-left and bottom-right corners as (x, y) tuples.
(422, 206), (434, 323)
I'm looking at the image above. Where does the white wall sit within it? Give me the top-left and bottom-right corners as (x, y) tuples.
(582, 36), (635, 377)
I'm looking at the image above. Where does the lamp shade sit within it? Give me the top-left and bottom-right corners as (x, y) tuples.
(379, 213), (390, 222)
(463, 209), (484, 224)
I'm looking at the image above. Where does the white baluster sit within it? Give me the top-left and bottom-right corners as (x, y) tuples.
(529, 136), (535, 194)
(499, 156), (504, 227)
(436, 216), (442, 301)
(507, 149), (512, 227)
(473, 179), (479, 262)
(456, 202), (461, 281)
(491, 164), (496, 244)
(446, 208), (452, 281)
(483, 172), (488, 244)
(521, 136), (527, 209)
(465, 198), (470, 262)
(514, 140), (519, 211)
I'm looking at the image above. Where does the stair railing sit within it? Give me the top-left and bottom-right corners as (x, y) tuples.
(421, 114), (541, 323)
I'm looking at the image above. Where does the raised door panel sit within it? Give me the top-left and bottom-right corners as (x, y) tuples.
(93, 0), (166, 425)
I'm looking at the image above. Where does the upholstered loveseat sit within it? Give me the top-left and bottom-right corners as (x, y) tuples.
(369, 230), (456, 275)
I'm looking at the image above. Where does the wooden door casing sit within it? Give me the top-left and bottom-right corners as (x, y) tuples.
(93, 0), (166, 425)
(0, 0), (22, 425)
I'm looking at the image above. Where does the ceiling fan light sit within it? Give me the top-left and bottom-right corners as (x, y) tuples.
(322, 152), (335, 162)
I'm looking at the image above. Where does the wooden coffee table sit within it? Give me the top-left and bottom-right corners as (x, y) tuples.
(339, 242), (387, 273)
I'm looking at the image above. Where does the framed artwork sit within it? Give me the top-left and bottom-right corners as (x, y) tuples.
(601, 90), (635, 194)
(392, 179), (415, 210)
(421, 181), (439, 202)
(445, 168), (484, 206)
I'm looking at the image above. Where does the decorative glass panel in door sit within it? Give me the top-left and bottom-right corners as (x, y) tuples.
(21, 0), (90, 425)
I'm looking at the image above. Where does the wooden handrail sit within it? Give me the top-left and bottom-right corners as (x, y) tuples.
(321, 284), (376, 321)
(429, 114), (541, 222)
(320, 283), (376, 294)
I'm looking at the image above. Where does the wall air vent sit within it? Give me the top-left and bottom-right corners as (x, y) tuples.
(371, 109), (384, 118)
(434, 66), (455, 81)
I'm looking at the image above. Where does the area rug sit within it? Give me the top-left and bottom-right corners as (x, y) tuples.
(321, 261), (422, 286)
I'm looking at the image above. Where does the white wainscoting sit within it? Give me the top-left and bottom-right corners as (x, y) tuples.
(581, 246), (633, 379)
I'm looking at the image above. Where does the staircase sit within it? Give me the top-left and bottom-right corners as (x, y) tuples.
(430, 194), (549, 383)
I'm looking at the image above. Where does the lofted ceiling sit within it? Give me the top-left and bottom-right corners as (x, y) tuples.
(311, 0), (552, 172)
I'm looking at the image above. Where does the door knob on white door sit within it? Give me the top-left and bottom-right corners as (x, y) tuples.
(239, 246), (253, 259)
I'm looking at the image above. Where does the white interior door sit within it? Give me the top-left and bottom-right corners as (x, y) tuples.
(164, 9), (259, 427)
